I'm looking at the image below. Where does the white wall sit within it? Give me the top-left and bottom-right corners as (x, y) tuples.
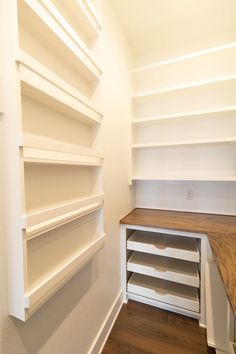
(0, 1), (134, 353)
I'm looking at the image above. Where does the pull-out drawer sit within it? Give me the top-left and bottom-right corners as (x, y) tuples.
(127, 231), (199, 262)
(128, 273), (199, 313)
(127, 252), (199, 287)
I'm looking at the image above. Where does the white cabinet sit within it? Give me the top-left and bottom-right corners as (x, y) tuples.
(205, 261), (228, 351)
(121, 224), (207, 322)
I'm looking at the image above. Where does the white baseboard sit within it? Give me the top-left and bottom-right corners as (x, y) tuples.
(88, 289), (123, 354)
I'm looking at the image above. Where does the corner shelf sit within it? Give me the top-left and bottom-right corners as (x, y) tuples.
(19, 0), (102, 81)
(24, 233), (106, 315)
(22, 193), (104, 239)
(132, 137), (236, 149)
(20, 134), (103, 166)
(17, 50), (102, 124)
(132, 74), (236, 101)
(132, 106), (236, 125)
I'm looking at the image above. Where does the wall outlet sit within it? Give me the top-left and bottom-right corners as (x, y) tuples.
(186, 189), (194, 200)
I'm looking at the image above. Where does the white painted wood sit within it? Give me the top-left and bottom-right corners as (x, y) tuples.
(20, 134), (103, 166)
(132, 45), (236, 93)
(133, 144), (236, 181)
(50, 0), (102, 47)
(132, 74), (236, 101)
(18, 0), (102, 81)
(17, 50), (102, 124)
(89, 289), (123, 354)
(24, 233), (105, 314)
(205, 261), (228, 351)
(22, 146), (102, 166)
(132, 175), (236, 182)
(132, 137), (236, 149)
(132, 106), (236, 125)
(128, 273), (199, 312)
(22, 194), (104, 239)
(131, 42), (236, 74)
(127, 230), (200, 262)
(127, 252), (199, 287)
(127, 293), (200, 320)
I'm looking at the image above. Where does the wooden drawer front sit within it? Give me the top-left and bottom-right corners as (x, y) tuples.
(128, 273), (199, 313)
(127, 231), (199, 262)
(127, 252), (199, 287)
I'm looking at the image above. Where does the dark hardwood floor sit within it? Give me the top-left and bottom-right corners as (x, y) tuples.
(102, 300), (215, 354)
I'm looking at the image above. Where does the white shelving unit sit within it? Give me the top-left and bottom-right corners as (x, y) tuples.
(5, 0), (104, 321)
(18, 0), (102, 82)
(121, 225), (206, 321)
(131, 43), (236, 182)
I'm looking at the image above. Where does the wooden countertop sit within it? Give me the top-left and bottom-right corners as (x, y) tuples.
(120, 208), (236, 315)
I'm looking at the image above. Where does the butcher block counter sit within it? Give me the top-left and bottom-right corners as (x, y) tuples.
(120, 208), (236, 316)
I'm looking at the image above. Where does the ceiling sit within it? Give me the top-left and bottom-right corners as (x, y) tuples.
(111, 0), (236, 65)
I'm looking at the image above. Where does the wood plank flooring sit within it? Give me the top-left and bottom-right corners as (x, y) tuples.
(102, 301), (215, 354)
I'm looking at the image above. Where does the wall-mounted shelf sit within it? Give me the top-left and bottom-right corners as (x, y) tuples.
(132, 74), (236, 101)
(49, 0), (102, 47)
(19, 133), (103, 166)
(22, 193), (104, 239)
(25, 233), (105, 315)
(18, 0), (102, 81)
(17, 50), (102, 124)
(132, 106), (236, 125)
(6, 0), (104, 321)
(132, 175), (236, 182)
(132, 137), (236, 149)
(131, 42), (236, 74)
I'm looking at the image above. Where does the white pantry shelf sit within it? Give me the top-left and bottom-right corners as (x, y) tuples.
(24, 233), (106, 314)
(17, 50), (102, 124)
(20, 133), (103, 166)
(132, 175), (236, 182)
(38, 0), (101, 74)
(132, 74), (236, 101)
(132, 137), (236, 149)
(19, 0), (102, 81)
(131, 41), (236, 74)
(76, 0), (102, 36)
(22, 193), (104, 239)
(132, 106), (236, 125)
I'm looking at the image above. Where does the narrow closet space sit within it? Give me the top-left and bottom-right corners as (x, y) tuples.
(1, 1), (236, 354)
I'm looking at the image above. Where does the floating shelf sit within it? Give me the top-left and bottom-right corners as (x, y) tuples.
(128, 252), (199, 287)
(19, 0), (102, 81)
(132, 74), (236, 101)
(22, 193), (104, 239)
(24, 233), (105, 314)
(132, 137), (236, 149)
(132, 175), (236, 182)
(17, 50), (102, 124)
(131, 41), (236, 74)
(132, 106), (236, 125)
(20, 134), (103, 166)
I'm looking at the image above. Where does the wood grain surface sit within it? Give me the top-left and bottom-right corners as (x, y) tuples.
(120, 208), (236, 234)
(102, 300), (215, 354)
(120, 208), (236, 315)
(208, 232), (236, 315)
